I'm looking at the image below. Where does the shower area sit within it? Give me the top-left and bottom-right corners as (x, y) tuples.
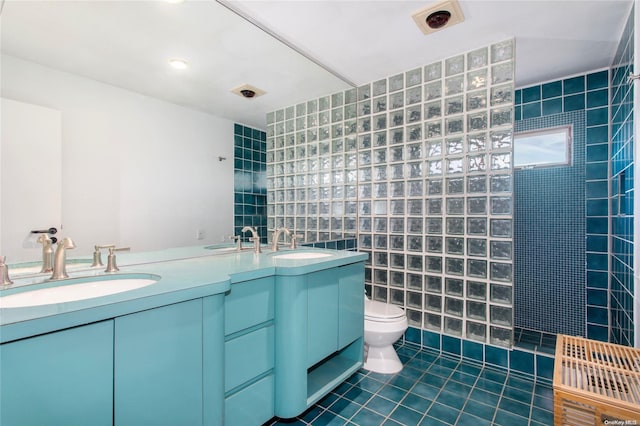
(512, 3), (635, 351)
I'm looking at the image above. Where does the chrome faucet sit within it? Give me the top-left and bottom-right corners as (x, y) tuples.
(50, 237), (76, 280)
(0, 256), (13, 286)
(241, 226), (261, 253)
(37, 234), (54, 273)
(271, 227), (291, 251)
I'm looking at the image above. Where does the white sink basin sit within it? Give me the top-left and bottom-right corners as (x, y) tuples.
(0, 276), (158, 308)
(272, 252), (333, 260)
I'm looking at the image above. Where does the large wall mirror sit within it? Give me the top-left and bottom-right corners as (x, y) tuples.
(0, 0), (352, 263)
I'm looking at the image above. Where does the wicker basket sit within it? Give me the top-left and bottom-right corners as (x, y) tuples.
(554, 334), (640, 425)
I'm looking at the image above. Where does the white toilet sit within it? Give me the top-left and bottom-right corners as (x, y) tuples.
(363, 297), (408, 374)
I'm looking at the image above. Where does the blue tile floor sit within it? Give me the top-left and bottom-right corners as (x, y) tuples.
(265, 343), (554, 425)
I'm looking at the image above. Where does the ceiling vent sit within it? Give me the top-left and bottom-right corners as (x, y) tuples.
(231, 84), (266, 99)
(412, 0), (465, 35)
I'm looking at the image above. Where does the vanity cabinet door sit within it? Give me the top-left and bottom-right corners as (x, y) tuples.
(0, 320), (114, 426)
(307, 268), (339, 366)
(338, 263), (365, 348)
(114, 299), (203, 425)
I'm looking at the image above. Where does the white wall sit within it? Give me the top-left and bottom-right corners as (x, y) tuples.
(1, 54), (235, 258)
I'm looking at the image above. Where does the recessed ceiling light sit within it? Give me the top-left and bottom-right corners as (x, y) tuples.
(165, 0), (185, 4)
(169, 58), (189, 70)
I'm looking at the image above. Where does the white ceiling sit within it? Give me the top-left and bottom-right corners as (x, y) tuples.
(1, 0), (633, 129)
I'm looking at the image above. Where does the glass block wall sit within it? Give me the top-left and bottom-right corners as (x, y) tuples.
(234, 123), (267, 243)
(267, 40), (516, 347)
(610, 6), (635, 347)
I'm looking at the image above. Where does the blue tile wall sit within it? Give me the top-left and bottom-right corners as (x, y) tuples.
(513, 111), (586, 336)
(233, 123), (267, 243)
(514, 68), (611, 340)
(610, 6), (635, 347)
(301, 237), (357, 251)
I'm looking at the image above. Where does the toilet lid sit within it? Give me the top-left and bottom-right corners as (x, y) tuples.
(365, 299), (405, 320)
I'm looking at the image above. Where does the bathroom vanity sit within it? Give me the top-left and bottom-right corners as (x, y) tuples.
(0, 246), (366, 426)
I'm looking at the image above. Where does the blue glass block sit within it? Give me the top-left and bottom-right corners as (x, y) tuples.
(587, 324), (609, 342)
(587, 306), (609, 325)
(522, 102), (541, 119)
(510, 350), (534, 375)
(586, 180), (608, 198)
(586, 162), (608, 180)
(586, 235), (608, 252)
(587, 107), (608, 126)
(462, 340), (483, 362)
(442, 335), (461, 355)
(422, 330), (441, 350)
(563, 76), (585, 94)
(536, 355), (554, 380)
(587, 89), (609, 108)
(587, 70), (609, 90)
(336, 239), (346, 250)
(542, 98), (562, 116)
(260, 131), (267, 142)
(587, 125), (609, 145)
(405, 327), (422, 345)
(252, 128), (261, 140)
(522, 86), (541, 103)
(564, 94), (585, 111)
(587, 288), (607, 306)
(485, 345), (508, 368)
(587, 270), (608, 288)
(541, 81), (562, 99)
(514, 89), (522, 105)
(586, 143), (608, 161)
(243, 126), (252, 137)
(234, 123), (243, 134)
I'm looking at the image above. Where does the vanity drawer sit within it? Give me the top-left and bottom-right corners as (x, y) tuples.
(225, 324), (274, 392)
(225, 374), (274, 426)
(225, 277), (274, 335)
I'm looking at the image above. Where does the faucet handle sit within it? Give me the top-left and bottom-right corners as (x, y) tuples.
(0, 256), (13, 286)
(290, 234), (303, 249)
(95, 245), (130, 272)
(229, 235), (243, 251)
(249, 236), (262, 254)
(91, 245), (105, 267)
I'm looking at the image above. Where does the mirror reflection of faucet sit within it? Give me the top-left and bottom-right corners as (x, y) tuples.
(37, 234), (55, 273)
(92, 245), (131, 273)
(241, 226), (261, 253)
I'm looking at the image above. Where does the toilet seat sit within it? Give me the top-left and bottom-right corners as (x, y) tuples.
(365, 299), (405, 322)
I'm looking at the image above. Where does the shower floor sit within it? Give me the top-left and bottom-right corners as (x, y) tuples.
(513, 327), (557, 354)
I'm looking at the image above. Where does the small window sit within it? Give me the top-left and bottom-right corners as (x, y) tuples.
(514, 126), (572, 168)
